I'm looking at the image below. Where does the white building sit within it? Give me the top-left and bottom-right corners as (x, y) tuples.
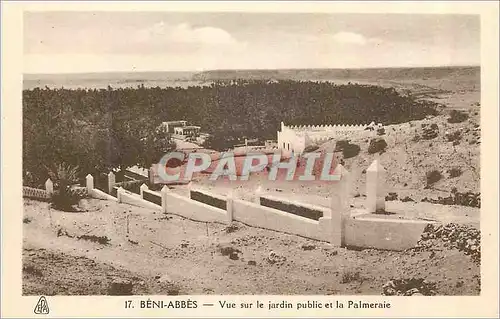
(277, 121), (381, 154)
(158, 120), (188, 134)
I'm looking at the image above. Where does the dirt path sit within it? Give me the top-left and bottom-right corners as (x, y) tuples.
(23, 198), (480, 296)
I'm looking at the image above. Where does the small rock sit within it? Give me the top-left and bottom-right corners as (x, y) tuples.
(383, 280), (396, 289)
(384, 287), (396, 296)
(157, 274), (173, 284)
(229, 253), (239, 260)
(301, 244), (316, 251)
(328, 250), (339, 257)
(406, 288), (420, 296)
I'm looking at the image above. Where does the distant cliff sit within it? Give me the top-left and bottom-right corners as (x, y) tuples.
(193, 66), (479, 82)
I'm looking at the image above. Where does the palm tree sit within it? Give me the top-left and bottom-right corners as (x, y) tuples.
(49, 163), (80, 211)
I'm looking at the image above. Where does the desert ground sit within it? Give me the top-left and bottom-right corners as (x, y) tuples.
(23, 198), (480, 296)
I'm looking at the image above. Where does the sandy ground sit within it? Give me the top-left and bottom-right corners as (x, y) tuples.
(23, 198), (480, 296)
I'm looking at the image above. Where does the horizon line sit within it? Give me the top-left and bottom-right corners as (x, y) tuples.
(24, 64), (480, 76)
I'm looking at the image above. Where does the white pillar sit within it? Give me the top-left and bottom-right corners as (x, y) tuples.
(187, 182), (193, 197)
(85, 174), (94, 192)
(140, 183), (149, 198)
(45, 178), (54, 195)
(107, 172), (115, 194)
(330, 164), (351, 246)
(254, 184), (262, 205)
(117, 187), (124, 203)
(329, 191), (342, 246)
(366, 159), (386, 213)
(161, 185), (169, 213)
(149, 165), (155, 184)
(226, 190), (234, 224)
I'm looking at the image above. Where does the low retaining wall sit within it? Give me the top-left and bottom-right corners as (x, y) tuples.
(259, 194), (328, 221)
(89, 188), (118, 201)
(119, 189), (162, 211)
(190, 189), (227, 210)
(116, 180), (144, 195)
(166, 192), (228, 223)
(232, 199), (331, 242)
(344, 217), (431, 251)
(143, 189), (162, 206)
(23, 186), (50, 201)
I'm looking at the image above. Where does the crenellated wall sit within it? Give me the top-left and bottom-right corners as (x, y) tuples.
(278, 121), (381, 154)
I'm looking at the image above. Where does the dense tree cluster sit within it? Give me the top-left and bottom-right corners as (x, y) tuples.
(23, 80), (437, 185)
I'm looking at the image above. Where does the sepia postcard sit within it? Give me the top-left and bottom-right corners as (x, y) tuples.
(1, 1), (499, 318)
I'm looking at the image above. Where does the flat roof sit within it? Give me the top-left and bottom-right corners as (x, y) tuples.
(163, 120), (187, 124)
(176, 125), (201, 129)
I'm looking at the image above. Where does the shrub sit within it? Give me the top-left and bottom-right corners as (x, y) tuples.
(422, 124), (439, 140)
(224, 223), (239, 233)
(446, 130), (462, 142)
(448, 110), (469, 123)
(340, 269), (362, 284)
(51, 191), (81, 212)
(385, 192), (398, 201)
(401, 196), (415, 202)
(303, 145), (320, 153)
(448, 167), (462, 178)
(368, 138), (387, 154)
(342, 143), (361, 159)
(23, 264), (43, 277)
(77, 234), (111, 245)
(334, 140), (350, 152)
(50, 163), (81, 211)
(426, 170), (442, 186)
(202, 134), (236, 151)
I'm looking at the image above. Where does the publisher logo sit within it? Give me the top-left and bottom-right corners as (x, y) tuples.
(34, 296), (50, 315)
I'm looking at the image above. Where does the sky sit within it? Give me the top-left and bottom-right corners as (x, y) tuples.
(24, 12), (480, 74)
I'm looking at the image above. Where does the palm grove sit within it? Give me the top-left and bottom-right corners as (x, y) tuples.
(23, 80), (437, 188)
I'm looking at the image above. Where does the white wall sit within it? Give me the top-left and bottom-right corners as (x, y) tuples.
(344, 217), (430, 250)
(120, 191), (161, 211)
(166, 192), (228, 223)
(89, 188), (118, 201)
(232, 199), (328, 241)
